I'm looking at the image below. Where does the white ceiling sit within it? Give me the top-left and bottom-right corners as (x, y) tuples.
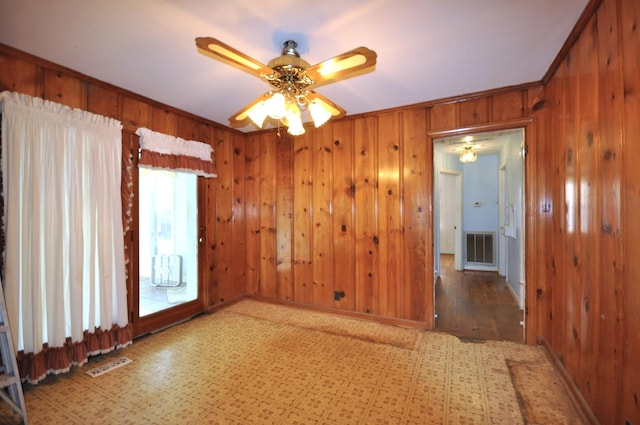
(0, 0), (589, 132)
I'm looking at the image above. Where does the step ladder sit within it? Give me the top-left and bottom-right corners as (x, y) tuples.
(0, 277), (28, 424)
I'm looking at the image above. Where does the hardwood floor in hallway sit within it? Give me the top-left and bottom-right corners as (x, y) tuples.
(435, 254), (524, 343)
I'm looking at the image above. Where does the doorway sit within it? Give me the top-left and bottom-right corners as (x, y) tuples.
(138, 168), (198, 316)
(432, 128), (525, 342)
(133, 168), (205, 336)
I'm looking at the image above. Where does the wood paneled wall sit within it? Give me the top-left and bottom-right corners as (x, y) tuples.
(2, 0), (639, 419)
(534, 0), (640, 423)
(244, 108), (434, 323)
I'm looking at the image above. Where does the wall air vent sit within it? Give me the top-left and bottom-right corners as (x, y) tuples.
(465, 232), (495, 265)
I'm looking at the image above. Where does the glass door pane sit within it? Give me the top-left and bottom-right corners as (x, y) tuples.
(138, 168), (198, 316)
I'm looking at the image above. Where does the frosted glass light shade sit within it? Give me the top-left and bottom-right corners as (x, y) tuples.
(287, 118), (305, 135)
(247, 101), (267, 128)
(264, 92), (286, 120)
(309, 101), (332, 128)
(284, 102), (305, 135)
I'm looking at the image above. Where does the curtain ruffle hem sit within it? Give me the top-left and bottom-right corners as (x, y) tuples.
(16, 323), (132, 385)
(138, 150), (217, 177)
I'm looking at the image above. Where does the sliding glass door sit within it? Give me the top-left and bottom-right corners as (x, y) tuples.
(135, 168), (202, 334)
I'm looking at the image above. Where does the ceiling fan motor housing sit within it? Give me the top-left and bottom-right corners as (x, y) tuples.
(266, 40), (313, 91)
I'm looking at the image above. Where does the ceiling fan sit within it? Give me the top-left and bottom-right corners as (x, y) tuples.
(195, 37), (377, 136)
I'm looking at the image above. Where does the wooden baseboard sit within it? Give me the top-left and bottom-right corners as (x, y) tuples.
(240, 295), (429, 330)
(205, 294), (250, 314)
(538, 338), (601, 425)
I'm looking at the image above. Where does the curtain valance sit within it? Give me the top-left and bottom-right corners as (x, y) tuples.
(0, 91), (122, 131)
(135, 127), (217, 178)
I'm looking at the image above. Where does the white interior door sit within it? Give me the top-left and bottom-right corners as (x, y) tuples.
(439, 172), (456, 254)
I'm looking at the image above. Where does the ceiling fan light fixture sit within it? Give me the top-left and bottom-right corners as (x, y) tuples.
(246, 101), (268, 128)
(459, 146), (478, 163)
(285, 107), (305, 136)
(282, 99), (301, 124)
(287, 120), (305, 136)
(264, 92), (286, 120)
(260, 89), (339, 135)
(284, 100), (305, 135)
(309, 100), (332, 128)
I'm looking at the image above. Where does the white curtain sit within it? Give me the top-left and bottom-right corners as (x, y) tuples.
(1, 91), (129, 380)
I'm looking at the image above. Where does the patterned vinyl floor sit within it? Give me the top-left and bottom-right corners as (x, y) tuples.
(0, 300), (584, 424)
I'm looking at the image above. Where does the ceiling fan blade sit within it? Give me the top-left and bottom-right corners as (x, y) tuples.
(195, 37), (273, 78)
(305, 47), (377, 87)
(228, 93), (271, 128)
(306, 91), (346, 119)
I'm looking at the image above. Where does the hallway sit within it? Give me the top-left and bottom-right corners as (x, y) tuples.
(435, 254), (523, 343)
